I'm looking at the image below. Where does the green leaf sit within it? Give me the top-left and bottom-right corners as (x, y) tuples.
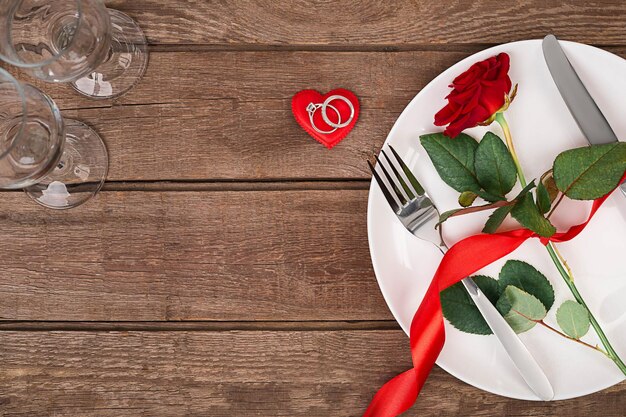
(482, 204), (513, 233)
(458, 191), (478, 207)
(553, 142), (626, 200)
(476, 189), (506, 203)
(515, 180), (537, 199)
(540, 170), (559, 203)
(437, 209), (462, 227)
(511, 193), (556, 237)
(474, 132), (518, 197)
(497, 286), (547, 334)
(498, 260), (555, 311)
(536, 182), (552, 214)
(556, 300), (590, 339)
(420, 133), (480, 193)
(482, 182), (536, 234)
(441, 275), (500, 335)
(438, 202), (512, 228)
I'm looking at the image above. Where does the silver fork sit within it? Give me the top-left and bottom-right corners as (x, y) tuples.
(369, 145), (554, 401)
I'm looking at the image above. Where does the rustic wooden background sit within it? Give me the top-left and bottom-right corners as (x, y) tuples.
(1, 1), (625, 415)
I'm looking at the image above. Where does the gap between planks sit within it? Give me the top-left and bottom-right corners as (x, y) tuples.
(147, 43), (626, 55)
(0, 320), (401, 332)
(0, 179), (372, 193)
(148, 43), (490, 53)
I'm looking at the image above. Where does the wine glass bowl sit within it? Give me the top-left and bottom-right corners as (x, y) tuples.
(0, 67), (108, 208)
(0, 68), (26, 162)
(0, 68), (64, 189)
(25, 118), (108, 209)
(0, 0), (148, 99)
(71, 8), (148, 99)
(0, 0), (111, 83)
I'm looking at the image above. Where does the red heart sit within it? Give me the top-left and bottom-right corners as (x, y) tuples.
(291, 89), (359, 149)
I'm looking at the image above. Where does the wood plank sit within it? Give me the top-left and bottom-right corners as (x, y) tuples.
(0, 330), (624, 416)
(0, 189), (393, 322)
(99, 180), (372, 193)
(7, 48), (626, 182)
(0, 320), (399, 331)
(8, 50), (468, 181)
(105, 0), (626, 47)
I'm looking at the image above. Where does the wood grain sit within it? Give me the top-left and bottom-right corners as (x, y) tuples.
(0, 189), (396, 322)
(7, 46), (624, 182)
(0, 330), (624, 416)
(6, 50), (467, 181)
(1, 1), (625, 415)
(105, 0), (626, 47)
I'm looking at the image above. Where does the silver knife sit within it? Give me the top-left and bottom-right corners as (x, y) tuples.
(542, 34), (625, 195)
(460, 278), (555, 400)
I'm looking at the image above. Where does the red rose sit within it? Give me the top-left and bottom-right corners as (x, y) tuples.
(434, 53), (512, 138)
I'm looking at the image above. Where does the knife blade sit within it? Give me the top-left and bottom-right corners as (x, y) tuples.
(542, 35), (625, 195)
(542, 35), (619, 144)
(460, 278), (555, 401)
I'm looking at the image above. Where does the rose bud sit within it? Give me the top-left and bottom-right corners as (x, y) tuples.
(434, 53), (513, 138)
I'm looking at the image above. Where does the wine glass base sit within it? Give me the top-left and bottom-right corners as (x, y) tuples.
(71, 9), (148, 99)
(24, 120), (108, 209)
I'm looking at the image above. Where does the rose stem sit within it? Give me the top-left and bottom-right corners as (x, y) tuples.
(551, 239), (573, 279)
(536, 319), (609, 357)
(495, 113), (525, 185)
(495, 112), (626, 375)
(513, 309), (610, 357)
(545, 244), (626, 373)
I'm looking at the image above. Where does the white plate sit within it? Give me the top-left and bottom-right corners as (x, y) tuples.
(367, 40), (626, 400)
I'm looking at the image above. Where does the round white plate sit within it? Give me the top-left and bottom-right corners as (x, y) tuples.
(367, 40), (626, 400)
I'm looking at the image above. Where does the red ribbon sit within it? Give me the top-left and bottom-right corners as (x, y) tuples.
(364, 173), (626, 417)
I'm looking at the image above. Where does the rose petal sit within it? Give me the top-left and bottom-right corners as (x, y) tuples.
(479, 84), (507, 114)
(496, 54), (512, 91)
(448, 84), (480, 104)
(435, 101), (464, 126)
(444, 111), (474, 137)
(452, 66), (480, 86)
(435, 52), (512, 137)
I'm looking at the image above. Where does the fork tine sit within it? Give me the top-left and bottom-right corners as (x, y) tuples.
(374, 154), (407, 205)
(380, 149), (415, 200)
(368, 160), (400, 212)
(389, 145), (425, 196)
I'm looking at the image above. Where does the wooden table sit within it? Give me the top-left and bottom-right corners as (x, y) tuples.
(1, 1), (625, 415)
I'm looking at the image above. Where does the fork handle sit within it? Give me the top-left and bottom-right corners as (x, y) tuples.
(461, 277), (554, 400)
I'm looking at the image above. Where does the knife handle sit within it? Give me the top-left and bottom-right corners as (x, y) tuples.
(461, 277), (554, 400)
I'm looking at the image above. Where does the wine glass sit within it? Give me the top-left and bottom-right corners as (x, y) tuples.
(0, 67), (108, 208)
(0, 0), (148, 99)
